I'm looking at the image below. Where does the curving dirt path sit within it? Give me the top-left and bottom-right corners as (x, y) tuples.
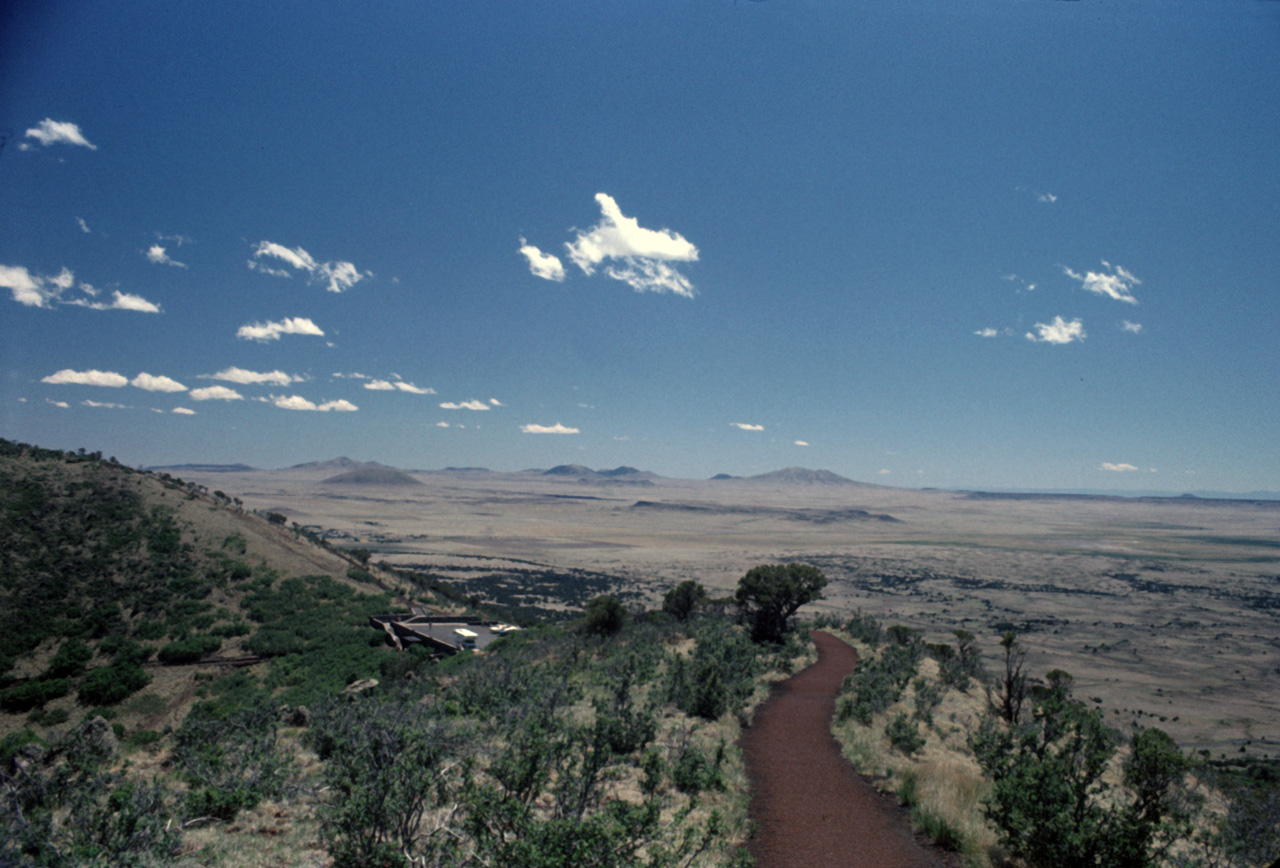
(740, 630), (956, 868)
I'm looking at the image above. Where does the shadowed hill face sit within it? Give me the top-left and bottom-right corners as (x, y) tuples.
(320, 467), (423, 487)
(740, 467), (864, 486)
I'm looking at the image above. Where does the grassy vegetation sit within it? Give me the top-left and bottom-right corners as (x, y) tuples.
(821, 610), (1280, 868)
(2, 440), (1276, 867)
(0, 440), (806, 867)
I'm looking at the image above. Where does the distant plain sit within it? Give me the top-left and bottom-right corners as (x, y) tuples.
(179, 461), (1280, 759)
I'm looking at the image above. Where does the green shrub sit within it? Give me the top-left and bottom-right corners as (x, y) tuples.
(158, 634), (222, 664)
(886, 712), (925, 756)
(78, 664), (150, 706)
(666, 622), (760, 720)
(0, 677), (72, 713)
(582, 595), (628, 637)
(44, 638), (93, 678)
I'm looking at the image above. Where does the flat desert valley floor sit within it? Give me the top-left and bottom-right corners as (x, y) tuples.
(181, 463), (1280, 759)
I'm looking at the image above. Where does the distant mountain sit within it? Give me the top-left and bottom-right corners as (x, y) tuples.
(288, 457), (367, 471)
(543, 464), (596, 477)
(710, 473), (738, 480)
(320, 465), (423, 487)
(734, 467), (874, 487)
(147, 463), (257, 473)
(542, 465), (659, 484)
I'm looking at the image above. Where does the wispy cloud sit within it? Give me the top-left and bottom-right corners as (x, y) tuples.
(364, 377), (433, 394)
(24, 119), (96, 150)
(208, 367), (298, 386)
(518, 238), (566, 282)
(2, 265), (160, 312)
(732, 422), (764, 431)
(250, 241), (369, 293)
(1002, 274), (1036, 293)
(82, 400), (128, 409)
(236, 317), (324, 342)
(1, 264), (73, 308)
(1026, 317), (1085, 345)
(440, 399), (490, 411)
(520, 422), (579, 434)
(42, 368), (128, 387)
(45, 399), (69, 408)
(269, 395), (357, 412)
(563, 193), (699, 297)
(172, 407), (196, 415)
(1101, 462), (1138, 472)
(130, 373), (186, 392)
(71, 290), (162, 313)
(76, 217), (90, 234)
(1016, 186), (1057, 204)
(795, 440), (809, 447)
(974, 327), (999, 338)
(1121, 320), (1143, 334)
(1063, 261), (1140, 304)
(189, 385), (244, 401)
(145, 245), (186, 268)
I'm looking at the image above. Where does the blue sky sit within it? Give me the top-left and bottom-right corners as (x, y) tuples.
(2, 1), (1277, 492)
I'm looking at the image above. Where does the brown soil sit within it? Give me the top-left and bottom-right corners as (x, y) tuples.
(740, 630), (959, 868)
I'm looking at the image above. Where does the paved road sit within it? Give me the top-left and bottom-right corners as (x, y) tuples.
(740, 630), (952, 868)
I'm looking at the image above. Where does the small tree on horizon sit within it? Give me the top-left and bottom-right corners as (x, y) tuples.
(734, 563), (827, 643)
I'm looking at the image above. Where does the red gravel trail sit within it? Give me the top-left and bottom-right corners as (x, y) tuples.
(740, 630), (956, 868)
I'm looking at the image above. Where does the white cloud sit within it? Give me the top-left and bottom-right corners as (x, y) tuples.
(520, 422), (579, 434)
(45, 399), (69, 409)
(732, 422), (764, 431)
(365, 379), (395, 391)
(1102, 462), (1139, 472)
(254, 242), (316, 272)
(173, 407), (196, 415)
(1, 264), (71, 307)
(795, 440), (809, 447)
(1121, 320), (1143, 334)
(270, 394), (357, 412)
(519, 238), (566, 282)
(1002, 274), (1036, 293)
(1063, 261), (1140, 304)
(236, 317), (324, 342)
(189, 385), (244, 401)
(64, 289), (162, 313)
(877, 469), (892, 475)
(975, 327), (999, 338)
(435, 421), (451, 428)
(394, 381), (433, 394)
(103, 291), (161, 313)
(25, 119), (96, 149)
(440, 400), (490, 411)
(131, 373), (186, 392)
(489, 398), (502, 405)
(209, 367), (297, 386)
(82, 399), (127, 409)
(76, 217), (90, 234)
(42, 368), (128, 387)
(145, 245), (186, 268)
(564, 193), (698, 297)
(318, 260), (364, 294)
(251, 241), (368, 292)
(1026, 317), (1085, 345)
(1038, 192), (1058, 203)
